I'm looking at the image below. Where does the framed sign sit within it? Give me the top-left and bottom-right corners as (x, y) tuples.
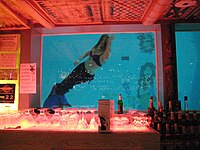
(0, 84), (15, 103)
(0, 34), (19, 51)
(0, 34), (20, 110)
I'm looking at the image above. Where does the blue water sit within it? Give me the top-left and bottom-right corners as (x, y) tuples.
(42, 33), (156, 110)
(176, 32), (200, 110)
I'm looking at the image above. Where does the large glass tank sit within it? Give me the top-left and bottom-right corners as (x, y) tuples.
(42, 33), (156, 110)
(176, 31), (200, 110)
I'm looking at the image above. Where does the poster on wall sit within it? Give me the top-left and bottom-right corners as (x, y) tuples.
(0, 34), (19, 51)
(0, 69), (18, 80)
(20, 63), (36, 93)
(0, 53), (17, 68)
(0, 34), (20, 110)
(0, 84), (15, 103)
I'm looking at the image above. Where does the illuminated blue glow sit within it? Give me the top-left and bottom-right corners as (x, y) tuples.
(42, 33), (156, 110)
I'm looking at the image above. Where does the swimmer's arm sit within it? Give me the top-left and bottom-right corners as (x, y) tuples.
(100, 36), (113, 63)
(74, 50), (91, 66)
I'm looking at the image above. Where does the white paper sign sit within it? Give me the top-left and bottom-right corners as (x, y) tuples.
(20, 63), (36, 93)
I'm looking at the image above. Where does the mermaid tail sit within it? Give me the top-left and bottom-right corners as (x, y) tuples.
(55, 62), (95, 96)
(44, 63), (95, 107)
(43, 85), (71, 108)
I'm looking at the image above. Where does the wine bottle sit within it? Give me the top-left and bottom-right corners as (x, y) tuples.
(185, 111), (191, 139)
(177, 111), (182, 136)
(147, 96), (156, 120)
(165, 120), (171, 139)
(184, 96), (189, 111)
(161, 112), (168, 139)
(117, 94), (123, 114)
(169, 111), (175, 138)
(162, 112), (171, 139)
(189, 112), (195, 138)
(192, 111), (199, 138)
(174, 112), (180, 139)
(181, 112), (187, 139)
(152, 113), (159, 131)
(157, 106), (163, 120)
(166, 100), (172, 118)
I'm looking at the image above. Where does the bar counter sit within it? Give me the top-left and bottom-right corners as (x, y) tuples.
(0, 127), (160, 150)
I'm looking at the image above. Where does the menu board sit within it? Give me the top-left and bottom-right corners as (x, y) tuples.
(0, 34), (20, 106)
(0, 84), (15, 103)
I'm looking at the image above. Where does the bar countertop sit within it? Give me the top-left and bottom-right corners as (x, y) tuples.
(0, 127), (160, 150)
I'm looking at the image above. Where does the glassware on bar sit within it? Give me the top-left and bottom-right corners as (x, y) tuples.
(20, 109), (35, 128)
(59, 110), (69, 129)
(50, 108), (61, 127)
(35, 108), (49, 127)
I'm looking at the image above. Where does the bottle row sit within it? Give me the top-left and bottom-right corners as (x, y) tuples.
(147, 96), (200, 140)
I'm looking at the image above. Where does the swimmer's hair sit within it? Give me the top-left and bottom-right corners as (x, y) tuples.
(93, 34), (109, 50)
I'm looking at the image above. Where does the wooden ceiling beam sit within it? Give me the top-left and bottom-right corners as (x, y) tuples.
(141, 0), (172, 25)
(25, 0), (55, 25)
(10, 0), (54, 29)
(0, 1), (30, 29)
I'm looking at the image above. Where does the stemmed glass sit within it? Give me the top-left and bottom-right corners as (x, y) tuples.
(50, 108), (62, 127)
(35, 108), (49, 127)
(20, 109), (35, 128)
(88, 108), (98, 130)
(66, 108), (79, 130)
(77, 108), (88, 130)
(59, 110), (68, 129)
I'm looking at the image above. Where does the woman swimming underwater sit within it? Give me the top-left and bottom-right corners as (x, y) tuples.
(43, 34), (114, 108)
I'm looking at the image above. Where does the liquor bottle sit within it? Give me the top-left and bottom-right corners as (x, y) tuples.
(177, 111), (182, 136)
(178, 100), (182, 111)
(117, 94), (123, 114)
(174, 100), (180, 121)
(181, 112), (187, 139)
(166, 100), (172, 118)
(188, 112), (195, 138)
(185, 111), (191, 138)
(168, 100), (173, 112)
(157, 101), (162, 110)
(192, 111), (199, 138)
(157, 117), (162, 135)
(184, 96), (189, 111)
(157, 105), (163, 120)
(161, 112), (167, 139)
(147, 96), (156, 120)
(152, 112), (159, 131)
(169, 111), (175, 138)
(165, 119), (171, 139)
(174, 113), (180, 139)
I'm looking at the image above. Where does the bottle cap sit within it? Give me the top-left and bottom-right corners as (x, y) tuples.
(184, 96), (188, 101)
(158, 101), (162, 107)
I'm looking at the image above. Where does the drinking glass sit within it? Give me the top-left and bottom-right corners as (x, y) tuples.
(20, 109), (35, 128)
(60, 110), (69, 129)
(50, 108), (61, 127)
(77, 109), (88, 130)
(66, 108), (79, 130)
(35, 108), (49, 127)
(88, 108), (98, 130)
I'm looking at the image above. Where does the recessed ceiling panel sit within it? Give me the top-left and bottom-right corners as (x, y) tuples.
(34, 0), (103, 25)
(102, 0), (151, 22)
